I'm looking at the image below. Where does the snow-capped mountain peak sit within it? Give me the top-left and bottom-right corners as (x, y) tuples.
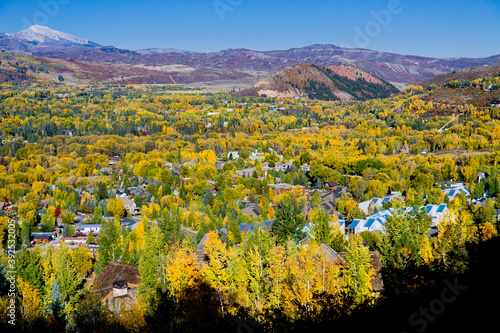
(12, 25), (94, 46)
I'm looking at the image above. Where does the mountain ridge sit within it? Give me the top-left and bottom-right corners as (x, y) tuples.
(1, 25), (500, 85)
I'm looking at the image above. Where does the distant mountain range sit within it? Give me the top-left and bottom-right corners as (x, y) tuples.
(1, 25), (500, 87)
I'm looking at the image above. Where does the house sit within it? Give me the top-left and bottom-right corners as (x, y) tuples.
(324, 181), (338, 191)
(425, 204), (450, 227)
(100, 167), (113, 175)
(307, 191), (337, 214)
(85, 187), (96, 196)
(31, 232), (56, 244)
(301, 164), (310, 172)
(338, 204), (451, 236)
(317, 243), (346, 265)
(269, 183), (294, 195)
(249, 151), (263, 161)
(121, 197), (140, 215)
(128, 187), (146, 198)
(443, 183), (471, 200)
(144, 179), (162, 186)
(358, 192), (403, 215)
(79, 224), (102, 234)
(332, 186), (350, 201)
(241, 205), (262, 218)
(0, 202), (9, 211)
(4, 204), (17, 215)
(59, 237), (87, 245)
(237, 168), (256, 177)
(274, 163), (290, 172)
(227, 151), (240, 160)
(120, 217), (140, 230)
(477, 172), (488, 182)
(93, 261), (141, 312)
(172, 168), (182, 177)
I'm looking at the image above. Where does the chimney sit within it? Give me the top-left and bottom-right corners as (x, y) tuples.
(112, 280), (128, 297)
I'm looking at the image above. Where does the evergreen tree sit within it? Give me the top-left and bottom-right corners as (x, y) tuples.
(271, 194), (306, 244)
(62, 224), (75, 237)
(159, 208), (183, 245)
(97, 182), (108, 201)
(196, 220), (209, 244)
(203, 187), (213, 206)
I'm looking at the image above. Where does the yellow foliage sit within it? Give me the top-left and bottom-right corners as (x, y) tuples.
(165, 246), (200, 300)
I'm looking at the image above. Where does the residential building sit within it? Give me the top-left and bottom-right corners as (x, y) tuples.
(227, 151), (240, 160)
(443, 183), (471, 200)
(93, 261), (141, 312)
(121, 197), (140, 215)
(79, 224), (101, 234)
(358, 192), (403, 215)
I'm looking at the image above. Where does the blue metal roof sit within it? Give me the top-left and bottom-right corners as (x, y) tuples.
(349, 220), (362, 229)
(364, 219), (376, 228)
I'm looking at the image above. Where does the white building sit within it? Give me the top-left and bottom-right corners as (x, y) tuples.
(79, 224), (101, 234)
(358, 192), (403, 215)
(443, 183), (471, 200)
(227, 151), (240, 160)
(335, 204), (451, 236)
(425, 204), (451, 227)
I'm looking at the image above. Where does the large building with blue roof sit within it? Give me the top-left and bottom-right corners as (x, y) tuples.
(303, 204), (452, 239)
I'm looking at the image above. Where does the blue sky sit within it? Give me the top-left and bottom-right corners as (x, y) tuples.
(0, 0), (498, 58)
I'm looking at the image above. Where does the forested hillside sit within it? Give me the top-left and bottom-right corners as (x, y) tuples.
(236, 63), (399, 100)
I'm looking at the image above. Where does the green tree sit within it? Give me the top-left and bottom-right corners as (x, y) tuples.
(343, 235), (375, 304)
(381, 207), (432, 295)
(62, 224), (75, 237)
(87, 232), (95, 244)
(227, 219), (242, 245)
(73, 289), (111, 332)
(16, 247), (44, 291)
(138, 224), (164, 299)
(202, 187), (213, 206)
(310, 207), (334, 245)
(271, 194), (306, 244)
(53, 241), (81, 309)
(96, 218), (122, 273)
